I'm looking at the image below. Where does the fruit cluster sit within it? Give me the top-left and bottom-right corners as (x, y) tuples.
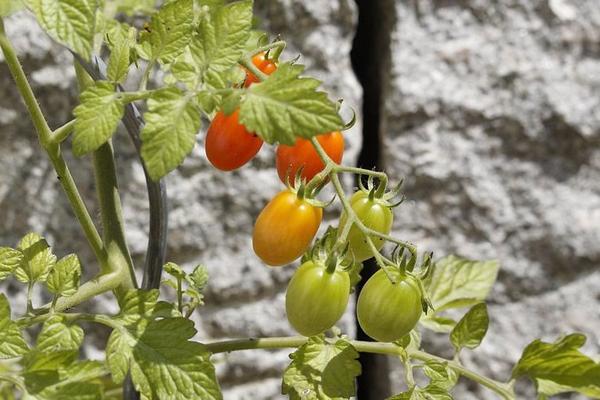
(203, 51), (425, 343)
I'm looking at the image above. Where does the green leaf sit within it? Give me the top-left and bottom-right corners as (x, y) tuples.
(536, 378), (600, 398)
(164, 262), (185, 279)
(0, 0), (24, 17)
(419, 316), (456, 333)
(0, 294), (29, 358)
(116, 289), (160, 325)
(283, 336), (361, 400)
(106, 318), (222, 399)
(512, 333), (600, 388)
(141, 87), (201, 180)
(239, 62), (344, 145)
(36, 315), (83, 353)
(73, 81), (124, 156)
(187, 264), (209, 291)
(24, 0), (96, 59)
(115, 0), (155, 16)
(423, 255), (499, 312)
(15, 233), (56, 283)
(423, 361), (458, 391)
(450, 303), (489, 352)
(188, 0), (253, 86)
(0, 247), (23, 281)
(143, 0), (193, 63)
(46, 254), (81, 297)
(107, 28), (134, 83)
(389, 386), (453, 400)
(23, 359), (105, 400)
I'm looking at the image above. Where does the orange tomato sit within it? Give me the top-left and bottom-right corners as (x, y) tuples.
(244, 52), (278, 87)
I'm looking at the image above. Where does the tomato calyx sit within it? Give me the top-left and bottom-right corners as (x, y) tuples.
(358, 175), (405, 207)
(303, 227), (353, 275)
(285, 167), (333, 209)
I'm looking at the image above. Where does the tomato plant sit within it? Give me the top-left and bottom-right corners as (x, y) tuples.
(0, 1), (596, 400)
(357, 269), (423, 342)
(205, 109), (263, 171)
(276, 131), (344, 184)
(252, 190), (322, 266)
(285, 259), (350, 336)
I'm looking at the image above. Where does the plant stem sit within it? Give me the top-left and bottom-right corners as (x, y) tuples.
(0, 19), (106, 264)
(239, 56), (268, 81)
(206, 337), (515, 400)
(51, 119), (75, 144)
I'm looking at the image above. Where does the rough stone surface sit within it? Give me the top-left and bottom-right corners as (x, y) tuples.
(386, 0), (600, 398)
(0, 2), (360, 399)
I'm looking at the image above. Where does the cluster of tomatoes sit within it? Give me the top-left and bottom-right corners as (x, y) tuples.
(203, 52), (424, 343)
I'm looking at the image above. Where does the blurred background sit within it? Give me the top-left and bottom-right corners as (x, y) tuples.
(1, 0), (599, 399)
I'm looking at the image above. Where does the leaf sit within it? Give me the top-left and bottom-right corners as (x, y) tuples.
(187, 264), (209, 291)
(23, 359), (105, 400)
(512, 333), (600, 388)
(0, 294), (29, 358)
(46, 254), (81, 297)
(536, 378), (600, 399)
(0, 246), (23, 281)
(283, 336), (361, 400)
(423, 361), (458, 391)
(73, 81), (124, 156)
(419, 316), (456, 333)
(36, 315), (83, 353)
(116, 289), (160, 325)
(106, 318), (222, 399)
(239, 62), (344, 145)
(107, 29), (133, 83)
(115, 0), (155, 16)
(188, 0), (253, 87)
(15, 232), (56, 283)
(25, 0), (96, 59)
(423, 255), (499, 312)
(143, 0), (193, 63)
(450, 303), (489, 352)
(0, 0), (24, 17)
(164, 262), (185, 279)
(140, 87), (201, 180)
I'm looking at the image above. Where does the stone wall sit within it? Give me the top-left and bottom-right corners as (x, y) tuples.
(0, 0), (599, 399)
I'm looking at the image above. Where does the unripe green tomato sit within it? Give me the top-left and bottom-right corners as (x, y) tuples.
(357, 269), (422, 342)
(285, 261), (350, 337)
(339, 191), (393, 262)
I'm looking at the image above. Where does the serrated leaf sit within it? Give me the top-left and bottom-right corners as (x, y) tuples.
(423, 256), (499, 312)
(0, 247), (23, 281)
(23, 359), (105, 400)
(512, 333), (600, 388)
(420, 385), (453, 400)
(15, 233), (56, 283)
(419, 316), (456, 333)
(46, 254), (81, 297)
(36, 315), (83, 353)
(116, 0), (155, 16)
(239, 63), (343, 145)
(188, 264), (209, 291)
(0, 0), (24, 17)
(536, 378), (600, 398)
(450, 303), (489, 352)
(141, 87), (201, 180)
(143, 0), (193, 63)
(73, 81), (124, 156)
(116, 289), (160, 325)
(107, 33), (132, 83)
(283, 336), (361, 400)
(188, 0), (252, 86)
(0, 294), (29, 358)
(106, 318), (222, 399)
(25, 0), (96, 60)
(423, 361), (458, 391)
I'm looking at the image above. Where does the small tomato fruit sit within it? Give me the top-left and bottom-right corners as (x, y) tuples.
(244, 52), (277, 87)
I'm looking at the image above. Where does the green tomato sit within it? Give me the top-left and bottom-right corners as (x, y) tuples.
(357, 269), (422, 342)
(285, 261), (350, 337)
(339, 190), (393, 262)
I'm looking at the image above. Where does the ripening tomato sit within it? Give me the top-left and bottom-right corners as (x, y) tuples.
(338, 190), (393, 262)
(275, 131), (344, 184)
(357, 269), (422, 342)
(205, 109), (263, 171)
(244, 52), (278, 87)
(285, 260), (350, 336)
(253, 190), (322, 266)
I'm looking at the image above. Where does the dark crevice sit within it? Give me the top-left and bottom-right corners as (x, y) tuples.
(350, 0), (396, 399)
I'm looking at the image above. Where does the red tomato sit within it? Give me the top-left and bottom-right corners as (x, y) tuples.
(205, 109), (263, 171)
(244, 52), (277, 87)
(275, 131), (344, 185)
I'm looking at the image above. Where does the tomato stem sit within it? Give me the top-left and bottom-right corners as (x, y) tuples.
(205, 336), (516, 400)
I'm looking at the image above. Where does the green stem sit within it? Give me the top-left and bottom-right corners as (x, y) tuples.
(239, 56), (268, 81)
(177, 277), (183, 313)
(139, 60), (155, 91)
(26, 282), (33, 314)
(75, 62), (138, 296)
(243, 40), (286, 60)
(53, 271), (123, 312)
(205, 337), (515, 400)
(51, 119), (75, 144)
(0, 19), (106, 264)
